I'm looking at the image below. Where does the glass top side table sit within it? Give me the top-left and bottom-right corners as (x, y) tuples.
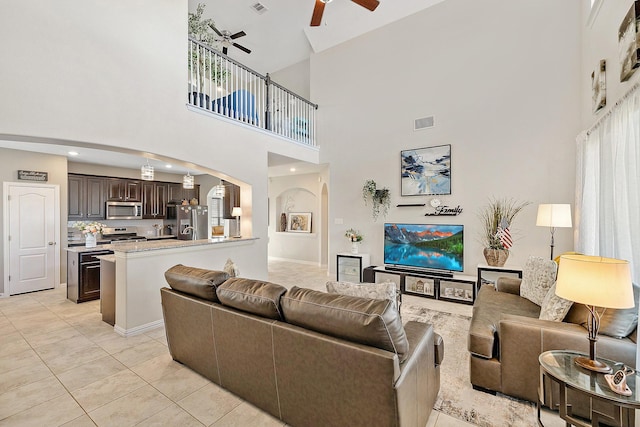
(538, 350), (640, 427)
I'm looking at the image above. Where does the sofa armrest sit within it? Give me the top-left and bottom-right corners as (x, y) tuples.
(395, 321), (438, 427)
(496, 277), (522, 295)
(499, 314), (636, 402)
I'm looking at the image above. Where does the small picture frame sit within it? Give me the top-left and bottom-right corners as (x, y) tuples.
(287, 212), (312, 233)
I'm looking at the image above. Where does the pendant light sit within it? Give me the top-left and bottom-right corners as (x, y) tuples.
(141, 160), (154, 181)
(183, 171), (195, 189)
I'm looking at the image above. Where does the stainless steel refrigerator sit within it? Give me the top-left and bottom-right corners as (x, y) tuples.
(177, 205), (209, 240)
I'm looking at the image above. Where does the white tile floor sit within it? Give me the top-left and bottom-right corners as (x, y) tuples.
(0, 260), (563, 426)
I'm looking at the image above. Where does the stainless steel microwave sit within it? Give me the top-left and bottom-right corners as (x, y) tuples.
(105, 201), (143, 220)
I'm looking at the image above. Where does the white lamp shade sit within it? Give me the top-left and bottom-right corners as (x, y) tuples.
(231, 207), (242, 217)
(536, 204), (572, 228)
(555, 254), (634, 309)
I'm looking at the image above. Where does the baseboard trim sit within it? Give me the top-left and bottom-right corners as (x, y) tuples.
(114, 319), (164, 337)
(268, 256), (318, 266)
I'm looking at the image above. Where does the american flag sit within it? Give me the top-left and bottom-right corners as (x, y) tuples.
(496, 218), (512, 249)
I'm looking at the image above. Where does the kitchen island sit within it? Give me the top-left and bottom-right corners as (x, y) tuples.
(68, 237), (261, 336)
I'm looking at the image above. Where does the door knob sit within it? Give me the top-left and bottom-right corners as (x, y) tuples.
(48, 242), (55, 245)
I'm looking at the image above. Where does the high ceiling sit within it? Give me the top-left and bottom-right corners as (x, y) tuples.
(190, 0), (447, 74)
(1, 0), (447, 175)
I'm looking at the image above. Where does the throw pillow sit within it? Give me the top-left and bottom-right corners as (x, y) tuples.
(325, 280), (399, 312)
(539, 283), (573, 321)
(564, 282), (640, 338)
(519, 256), (558, 306)
(223, 258), (240, 277)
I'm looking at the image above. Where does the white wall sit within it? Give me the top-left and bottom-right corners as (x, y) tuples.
(270, 59), (312, 101)
(0, 0), (319, 283)
(311, 0), (582, 275)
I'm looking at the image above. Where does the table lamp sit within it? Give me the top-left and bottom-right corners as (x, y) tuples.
(231, 207), (242, 238)
(536, 204), (572, 260)
(555, 254), (633, 373)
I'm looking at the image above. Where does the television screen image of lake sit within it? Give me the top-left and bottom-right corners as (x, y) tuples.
(383, 223), (464, 272)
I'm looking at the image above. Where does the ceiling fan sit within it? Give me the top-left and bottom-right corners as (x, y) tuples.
(209, 24), (252, 55)
(311, 0), (380, 27)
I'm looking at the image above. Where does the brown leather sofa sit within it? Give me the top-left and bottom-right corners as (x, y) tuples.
(160, 264), (444, 427)
(469, 278), (637, 406)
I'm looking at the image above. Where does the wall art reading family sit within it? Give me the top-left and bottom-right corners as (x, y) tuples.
(401, 144), (451, 196)
(592, 59), (606, 113)
(287, 212), (312, 233)
(619, 1), (640, 82)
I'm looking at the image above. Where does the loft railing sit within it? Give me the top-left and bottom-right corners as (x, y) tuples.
(188, 38), (317, 146)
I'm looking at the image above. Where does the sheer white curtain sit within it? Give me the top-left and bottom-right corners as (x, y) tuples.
(575, 84), (640, 284)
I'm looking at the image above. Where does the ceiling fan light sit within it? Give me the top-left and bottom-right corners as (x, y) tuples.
(321, 0), (333, 3)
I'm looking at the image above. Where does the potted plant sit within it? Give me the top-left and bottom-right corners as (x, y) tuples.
(478, 197), (530, 266)
(362, 179), (391, 221)
(345, 228), (363, 254)
(188, 3), (227, 108)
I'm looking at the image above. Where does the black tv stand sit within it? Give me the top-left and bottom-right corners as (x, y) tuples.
(371, 266), (476, 305)
(383, 266), (453, 278)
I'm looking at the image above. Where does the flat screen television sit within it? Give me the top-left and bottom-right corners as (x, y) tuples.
(384, 223), (464, 274)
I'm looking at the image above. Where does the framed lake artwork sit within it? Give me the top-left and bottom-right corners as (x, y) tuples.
(401, 144), (451, 196)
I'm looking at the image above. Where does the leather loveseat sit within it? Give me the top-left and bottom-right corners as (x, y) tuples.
(469, 278), (637, 407)
(160, 264), (444, 427)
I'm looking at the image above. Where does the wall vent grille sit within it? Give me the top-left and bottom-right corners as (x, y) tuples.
(414, 116), (434, 131)
(251, 2), (268, 14)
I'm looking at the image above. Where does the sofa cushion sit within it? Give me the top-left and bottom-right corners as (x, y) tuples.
(217, 278), (287, 320)
(564, 282), (640, 338)
(326, 280), (398, 312)
(281, 286), (409, 361)
(469, 285), (541, 358)
(164, 264), (229, 302)
(538, 283), (573, 321)
(519, 256), (558, 306)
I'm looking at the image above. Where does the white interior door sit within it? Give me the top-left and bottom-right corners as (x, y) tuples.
(7, 184), (57, 295)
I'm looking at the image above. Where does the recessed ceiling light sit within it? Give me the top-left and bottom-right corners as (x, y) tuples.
(165, 164), (172, 169)
(68, 151), (79, 156)
(290, 167), (296, 172)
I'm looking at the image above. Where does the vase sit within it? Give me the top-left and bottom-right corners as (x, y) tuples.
(483, 248), (509, 267)
(85, 233), (97, 248)
(351, 242), (359, 254)
(280, 213), (287, 232)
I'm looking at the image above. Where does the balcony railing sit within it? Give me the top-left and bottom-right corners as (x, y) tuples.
(188, 38), (318, 146)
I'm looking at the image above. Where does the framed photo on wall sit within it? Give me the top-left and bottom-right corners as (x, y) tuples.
(401, 144), (451, 196)
(287, 212), (312, 233)
(592, 59), (606, 113)
(618, 1), (640, 82)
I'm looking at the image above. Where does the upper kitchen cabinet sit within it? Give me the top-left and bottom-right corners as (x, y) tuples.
(168, 183), (200, 204)
(68, 174), (105, 220)
(106, 178), (141, 202)
(142, 182), (168, 219)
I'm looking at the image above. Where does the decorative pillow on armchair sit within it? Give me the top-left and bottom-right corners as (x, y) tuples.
(519, 256), (558, 306)
(539, 283), (573, 321)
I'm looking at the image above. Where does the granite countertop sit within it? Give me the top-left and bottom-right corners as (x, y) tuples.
(96, 254), (116, 262)
(65, 236), (257, 254)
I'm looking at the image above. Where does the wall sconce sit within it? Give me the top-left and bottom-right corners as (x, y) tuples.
(141, 160), (154, 181)
(536, 204), (572, 260)
(231, 207), (242, 238)
(183, 172), (194, 189)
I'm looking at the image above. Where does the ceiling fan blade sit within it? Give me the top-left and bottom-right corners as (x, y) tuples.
(351, 0), (379, 12)
(209, 24), (223, 37)
(310, 0), (325, 26)
(222, 46), (228, 55)
(230, 31), (246, 40)
(233, 43), (251, 54)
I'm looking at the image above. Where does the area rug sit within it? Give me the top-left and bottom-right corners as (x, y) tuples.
(402, 304), (537, 427)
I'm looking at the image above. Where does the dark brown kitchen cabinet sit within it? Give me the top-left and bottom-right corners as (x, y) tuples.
(168, 183), (200, 204)
(67, 250), (112, 303)
(68, 175), (105, 220)
(142, 182), (168, 219)
(106, 178), (141, 202)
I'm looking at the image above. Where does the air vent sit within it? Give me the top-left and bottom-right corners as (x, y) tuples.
(414, 116), (434, 131)
(251, 2), (268, 14)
